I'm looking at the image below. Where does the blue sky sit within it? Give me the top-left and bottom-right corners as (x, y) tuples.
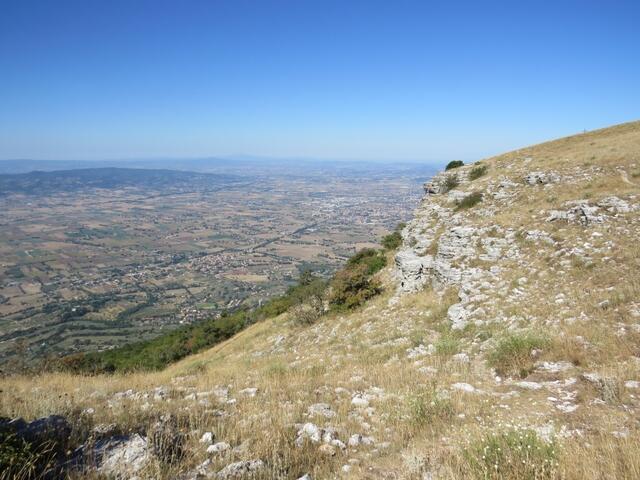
(0, 0), (638, 163)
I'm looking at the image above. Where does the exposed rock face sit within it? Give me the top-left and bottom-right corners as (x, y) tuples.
(547, 200), (607, 225)
(1, 415), (71, 447)
(424, 168), (471, 194)
(394, 248), (432, 293)
(597, 195), (634, 213)
(88, 434), (150, 478)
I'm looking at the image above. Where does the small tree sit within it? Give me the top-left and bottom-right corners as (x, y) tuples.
(445, 160), (464, 170)
(329, 263), (382, 311)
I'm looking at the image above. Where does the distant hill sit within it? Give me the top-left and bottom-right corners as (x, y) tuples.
(0, 167), (240, 196)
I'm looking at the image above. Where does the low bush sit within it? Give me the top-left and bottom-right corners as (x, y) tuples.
(407, 388), (454, 426)
(456, 191), (483, 210)
(445, 160), (464, 170)
(464, 429), (557, 479)
(468, 164), (488, 180)
(381, 223), (405, 250)
(435, 334), (460, 356)
(487, 332), (550, 378)
(329, 262), (382, 311)
(291, 298), (323, 326)
(346, 248), (387, 275)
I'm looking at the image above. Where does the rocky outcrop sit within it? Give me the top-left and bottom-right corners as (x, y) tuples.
(94, 434), (150, 478)
(524, 171), (560, 185)
(547, 200), (606, 225)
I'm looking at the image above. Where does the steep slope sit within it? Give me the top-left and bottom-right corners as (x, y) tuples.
(2, 121), (640, 479)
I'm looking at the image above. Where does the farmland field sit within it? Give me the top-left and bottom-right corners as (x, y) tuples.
(0, 161), (433, 366)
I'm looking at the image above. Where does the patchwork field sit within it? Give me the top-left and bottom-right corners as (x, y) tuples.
(0, 163), (432, 366)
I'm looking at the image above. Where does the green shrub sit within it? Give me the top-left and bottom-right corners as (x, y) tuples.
(381, 230), (402, 250)
(445, 160), (464, 170)
(456, 191), (483, 210)
(443, 174), (460, 192)
(346, 248), (387, 275)
(407, 388), (454, 426)
(469, 164), (488, 180)
(329, 262), (382, 311)
(487, 332), (550, 378)
(381, 223), (405, 251)
(464, 429), (557, 479)
(435, 334), (460, 356)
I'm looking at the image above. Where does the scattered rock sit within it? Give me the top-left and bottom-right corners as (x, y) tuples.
(307, 403), (336, 418)
(239, 387), (258, 397)
(216, 460), (264, 479)
(524, 171), (560, 185)
(207, 442), (231, 454)
(451, 383), (476, 393)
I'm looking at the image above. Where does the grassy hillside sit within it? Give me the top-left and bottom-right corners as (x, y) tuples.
(2, 121), (640, 479)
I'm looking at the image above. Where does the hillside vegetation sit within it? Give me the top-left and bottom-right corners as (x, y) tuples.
(2, 121), (640, 479)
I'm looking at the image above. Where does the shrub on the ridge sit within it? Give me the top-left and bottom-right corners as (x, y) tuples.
(445, 160), (464, 170)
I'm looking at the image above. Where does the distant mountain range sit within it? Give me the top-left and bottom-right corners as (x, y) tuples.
(0, 157), (439, 177)
(0, 167), (241, 196)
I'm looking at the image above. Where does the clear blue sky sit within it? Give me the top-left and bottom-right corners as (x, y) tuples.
(1, 0), (638, 163)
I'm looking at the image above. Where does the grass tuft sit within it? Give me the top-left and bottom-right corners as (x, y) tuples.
(456, 192), (483, 210)
(487, 332), (549, 378)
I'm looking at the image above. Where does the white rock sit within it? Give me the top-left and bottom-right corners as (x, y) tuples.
(200, 432), (214, 444)
(207, 442), (230, 454)
(451, 383), (475, 393)
(216, 460), (264, 479)
(351, 394), (370, 408)
(307, 403), (336, 418)
(452, 352), (470, 363)
(97, 434), (149, 478)
(297, 423), (322, 444)
(515, 381), (543, 390)
(239, 387), (258, 397)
